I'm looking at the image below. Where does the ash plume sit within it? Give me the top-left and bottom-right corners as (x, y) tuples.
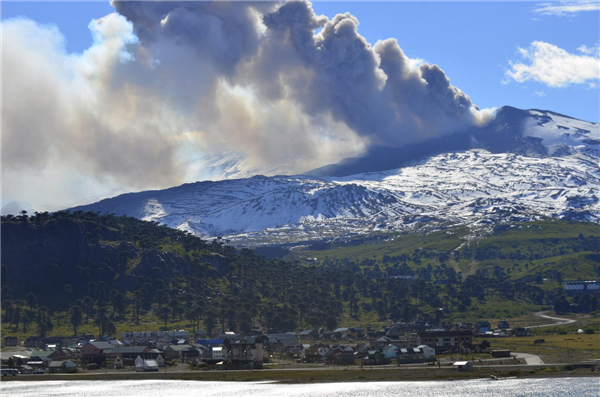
(2, 1), (491, 210)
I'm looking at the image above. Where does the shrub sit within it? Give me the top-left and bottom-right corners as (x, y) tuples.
(584, 329), (595, 334)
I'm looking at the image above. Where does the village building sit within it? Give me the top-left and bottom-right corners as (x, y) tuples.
(48, 360), (77, 373)
(564, 280), (599, 295)
(362, 350), (389, 365)
(105, 346), (150, 361)
(301, 343), (330, 363)
(324, 345), (355, 365)
(266, 333), (300, 351)
(135, 356), (159, 372)
(4, 336), (18, 347)
(163, 344), (200, 362)
(396, 345), (436, 364)
(417, 330), (473, 352)
(453, 361), (473, 371)
(79, 341), (114, 365)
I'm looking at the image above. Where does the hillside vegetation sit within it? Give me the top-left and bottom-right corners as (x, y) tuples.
(1, 212), (599, 341)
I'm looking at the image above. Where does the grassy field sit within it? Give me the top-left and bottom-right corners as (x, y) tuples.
(489, 333), (600, 364)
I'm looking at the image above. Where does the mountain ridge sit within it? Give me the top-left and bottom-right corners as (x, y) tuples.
(67, 106), (600, 246)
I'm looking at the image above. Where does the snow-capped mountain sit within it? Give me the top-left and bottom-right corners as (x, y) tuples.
(70, 107), (599, 246)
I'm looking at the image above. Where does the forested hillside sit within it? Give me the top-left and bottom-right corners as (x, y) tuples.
(1, 212), (599, 340)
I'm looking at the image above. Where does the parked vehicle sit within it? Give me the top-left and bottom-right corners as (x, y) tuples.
(32, 369), (45, 374)
(1, 368), (19, 376)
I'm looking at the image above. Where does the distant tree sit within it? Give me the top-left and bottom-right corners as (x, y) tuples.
(11, 307), (21, 329)
(2, 300), (14, 325)
(20, 313), (31, 332)
(325, 316), (338, 331)
(26, 292), (38, 312)
(37, 307), (53, 337)
(203, 308), (217, 336)
(69, 305), (84, 334)
(1, 264), (7, 286)
(111, 292), (126, 318)
(158, 306), (170, 330)
(83, 296), (94, 320)
(94, 306), (114, 336)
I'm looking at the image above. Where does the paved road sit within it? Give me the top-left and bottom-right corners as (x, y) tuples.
(512, 352), (544, 365)
(529, 311), (576, 329)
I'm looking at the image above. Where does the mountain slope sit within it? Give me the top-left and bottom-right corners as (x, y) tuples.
(69, 107), (600, 245)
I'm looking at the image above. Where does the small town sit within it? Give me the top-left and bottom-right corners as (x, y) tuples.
(0, 315), (593, 378)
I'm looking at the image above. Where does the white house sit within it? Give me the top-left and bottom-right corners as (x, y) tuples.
(135, 355), (159, 372)
(453, 361), (473, 371)
(417, 345), (436, 361)
(212, 347), (226, 360)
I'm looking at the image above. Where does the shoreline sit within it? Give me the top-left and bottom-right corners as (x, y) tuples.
(3, 366), (598, 384)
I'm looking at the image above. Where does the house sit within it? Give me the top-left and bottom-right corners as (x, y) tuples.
(299, 329), (318, 340)
(24, 336), (43, 348)
(227, 337), (265, 369)
(325, 345), (355, 365)
(114, 356), (124, 369)
(362, 350), (389, 365)
(497, 320), (510, 329)
(4, 337), (18, 347)
(396, 345), (435, 364)
(135, 356), (159, 372)
(512, 327), (532, 337)
(418, 345), (436, 361)
(492, 350), (511, 358)
(371, 336), (391, 349)
(476, 321), (491, 332)
(332, 328), (354, 340)
(396, 347), (423, 364)
(29, 350), (62, 362)
(79, 341), (114, 365)
(383, 345), (399, 359)
(267, 333), (300, 350)
(48, 360), (77, 373)
(163, 345), (200, 362)
(564, 280), (599, 295)
(202, 346), (227, 365)
(417, 330), (473, 352)
(453, 361), (473, 371)
(105, 346), (150, 360)
(302, 343), (330, 363)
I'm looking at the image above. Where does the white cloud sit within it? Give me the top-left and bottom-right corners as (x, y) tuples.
(534, 1), (600, 17)
(505, 41), (600, 88)
(578, 44), (600, 56)
(533, 90), (546, 97)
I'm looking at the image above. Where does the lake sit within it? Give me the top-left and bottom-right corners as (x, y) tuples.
(2, 378), (599, 397)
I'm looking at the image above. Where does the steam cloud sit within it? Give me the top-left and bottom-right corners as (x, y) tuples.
(2, 0), (490, 210)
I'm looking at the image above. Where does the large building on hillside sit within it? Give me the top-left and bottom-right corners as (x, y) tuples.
(564, 280), (599, 295)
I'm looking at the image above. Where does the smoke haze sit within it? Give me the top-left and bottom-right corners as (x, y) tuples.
(2, 1), (491, 211)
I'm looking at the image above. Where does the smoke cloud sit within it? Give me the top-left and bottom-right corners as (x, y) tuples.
(2, 1), (490, 211)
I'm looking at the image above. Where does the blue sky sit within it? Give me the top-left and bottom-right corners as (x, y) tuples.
(3, 1), (599, 122)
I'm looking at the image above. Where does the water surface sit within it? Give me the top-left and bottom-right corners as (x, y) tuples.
(3, 378), (599, 397)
